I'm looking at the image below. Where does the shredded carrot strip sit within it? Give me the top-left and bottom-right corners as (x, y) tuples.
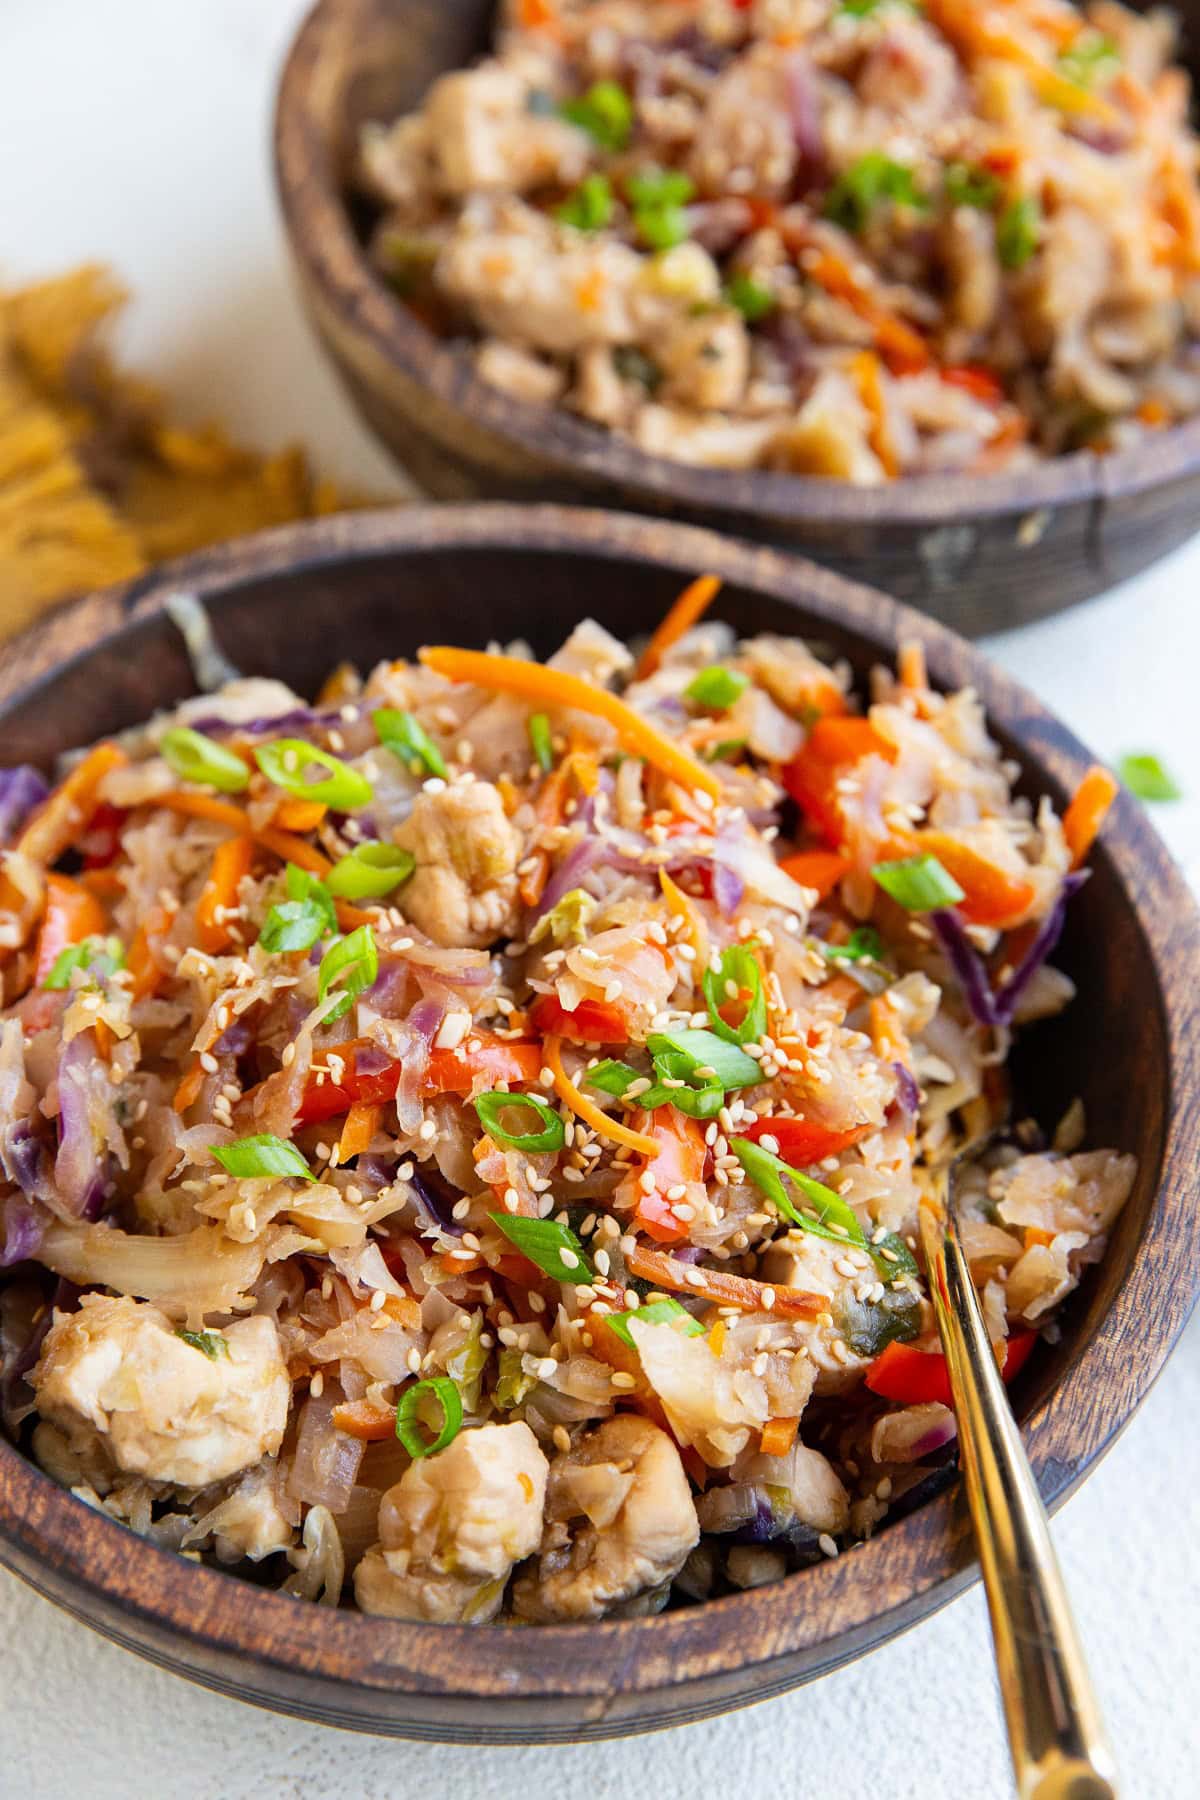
(869, 994), (912, 1071)
(898, 642), (928, 691)
(776, 851), (848, 901)
(17, 743), (127, 869)
(1024, 1225), (1057, 1250)
(196, 836), (253, 955)
(625, 1242), (825, 1319)
(1063, 765), (1118, 867)
(336, 1102), (381, 1165)
(760, 1415), (800, 1457)
(33, 874), (107, 986)
(154, 791), (332, 874)
(127, 912), (168, 1001)
(315, 662), (360, 706)
(419, 647), (721, 800)
(78, 868), (125, 899)
(850, 350), (899, 478)
(543, 1035), (659, 1157)
(801, 248), (929, 374)
(924, 0), (1119, 122)
(708, 1318), (727, 1358)
(334, 900), (379, 932)
(331, 1399), (396, 1441)
(273, 798), (327, 833)
(658, 868), (708, 966)
(173, 1057), (207, 1114)
(636, 574), (722, 678)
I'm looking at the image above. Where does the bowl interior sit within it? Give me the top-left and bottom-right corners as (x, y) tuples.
(0, 508), (1193, 1738)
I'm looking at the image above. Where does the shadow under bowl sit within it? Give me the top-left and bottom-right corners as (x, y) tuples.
(0, 503), (1196, 1740)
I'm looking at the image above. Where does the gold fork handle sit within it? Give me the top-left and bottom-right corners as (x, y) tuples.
(919, 1193), (1118, 1800)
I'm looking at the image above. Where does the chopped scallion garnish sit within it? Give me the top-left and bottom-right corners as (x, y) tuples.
(43, 935), (125, 991)
(824, 153), (927, 234)
(255, 739), (373, 811)
(996, 195), (1041, 270)
(259, 865), (336, 953)
(702, 944), (767, 1046)
(175, 1328), (229, 1360)
(317, 924), (378, 1022)
(489, 1212), (595, 1283)
(724, 274), (775, 322)
(586, 1059), (641, 1097)
(396, 1377), (463, 1459)
(474, 1090), (566, 1154)
(559, 81), (633, 151)
(373, 708), (447, 779)
(871, 854), (965, 912)
(821, 926), (885, 964)
(605, 1297), (705, 1349)
(556, 172), (614, 232)
(685, 666), (749, 711)
(211, 1133), (315, 1182)
(1117, 752), (1181, 802)
(327, 842), (416, 900)
(160, 727), (250, 794)
(528, 712), (555, 774)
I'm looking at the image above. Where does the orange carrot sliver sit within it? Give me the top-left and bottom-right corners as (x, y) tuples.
(636, 574), (722, 678)
(1063, 766), (1118, 868)
(127, 913), (168, 1001)
(17, 743), (127, 869)
(543, 1036), (659, 1157)
(33, 874), (107, 986)
(196, 836), (253, 955)
(850, 350), (899, 479)
(155, 791), (331, 874)
(625, 1242), (825, 1319)
(336, 1102), (381, 1164)
(777, 850), (848, 900)
(173, 1057), (207, 1114)
(331, 1399), (397, 1442)
(419, 647), (722, 800)
(869, 994), (912, 1071)
(274, 797), (327, 833)
(760, 1415), (800, 1457)
(658, 867), (708, 964)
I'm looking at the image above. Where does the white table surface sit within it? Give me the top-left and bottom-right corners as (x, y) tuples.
(2, 4), (1198, 1795)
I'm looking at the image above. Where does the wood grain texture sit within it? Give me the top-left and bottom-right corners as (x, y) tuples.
(272, 0), (1200, 636)
(0, 504), (1196, 1741)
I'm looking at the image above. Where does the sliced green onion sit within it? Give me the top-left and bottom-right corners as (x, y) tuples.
(556, 172), (614, 232)
(824, 153), (926, 234)
(474, 1090), (566, 1154)
(685, 666), (749, 711)
(1117, 752), (1181, 802)
(646, 1028), (762, 1091)
(255, 739), (373, 811)
(1057, 32), (1119, 88)
(327, 842), (416, 900)
(160, 727), (250, 794)
(724, 274), (775, 322)
(871, 854), (965, 912)
(43, 935), (125, 990)
(373, 707), (447, 779)
(605, 1297), (705, 1349)
(211, 1132), (315, 1182)
(586, 1059), (641, 1097)
(317, 924), (378, 1022)
(943, 160), (1001, 211)
(489, 1212), (594, 1283)
(528, 712), (554, 774)
(705, 737), (749, 763)
(731, 1137), (863, 1241)
(638, 1068), (724, 1120)
(396, 1377), (463, 1459)
(258, 897), (329, 954)
(821, 926), (885, 964)
(996, 195), (1041, 271)
(559, 80), (633, 151)
(624, 166), (695, 211)
(287, 863), (337, 928)
(175, 1328), (229, 1360)
(635, 202), (691, 251)
(702, 945), (768, 1046)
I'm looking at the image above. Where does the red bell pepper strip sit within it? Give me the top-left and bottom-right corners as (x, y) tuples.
(295, 1033), (543, 1125)
(741, 1114), (872, 1166)
(529, 992), (630, 1045)
(782, 716), (897, 847)
(33, 874), (108, 987)
(865, 1329), (1037, 1407)
(633, 1108), (707, 1244)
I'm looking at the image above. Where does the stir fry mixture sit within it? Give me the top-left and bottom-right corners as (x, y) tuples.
(0, 581), (1134, 1620)
(360, 0), (1200, 479)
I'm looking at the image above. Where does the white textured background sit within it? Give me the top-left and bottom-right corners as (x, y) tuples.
(2, 4), (1198, 1794)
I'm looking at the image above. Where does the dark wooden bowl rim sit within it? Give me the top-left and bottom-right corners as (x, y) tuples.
(274, 0), (1200, 529)
(0, 504), (1196, 1736)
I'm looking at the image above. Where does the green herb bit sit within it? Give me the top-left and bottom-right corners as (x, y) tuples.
(606, 1297), (705, 1349)
(996, 195), (1041, 271)
(724, 273), (776, 322)
(612, 345), (662, 391)
(705, 737), (749, 763)
(528, 886), (596, 946)
(494, 1345), (537, 1410)
(373, 707), (448, 779)
(43, 935), (125, 991)
(528, 711), (555, 773)
(1117, 752), (1181, 802)
(559, 81), (634, 151)
(871, 853), (965, 912)
(556, 171), (615, 232)
(731, 1137), (864, 1243)
(702, 944), (768, 1046)
(259, 896), (330, 954)
(837, 1286), (922, 1357)
(824, 153), (927, 234)
(317, 924), (378, 1022)
(685, 665), (749, 711)
(821, 926), (885, 964)
(625, 166), (695, 210)
(943, 161), (1002, 211)
(635, 204), (691, 251)
(327, 842), (415, 901)
(211, 1132), (315, 1182)
(839, 0), (920, 14)
(160, 727), (250, 794)
(175, 1328), (230, 1360)
(1057, 32), (1119, 89)
(396, 1377), (463, 1459)
(647, 1028), (762, 1092)
(255, 739), (373, 811)
(585, 1059), (642, 1097)
(474, 1090), (566, 1154)
(489, 1212), (595, 1284)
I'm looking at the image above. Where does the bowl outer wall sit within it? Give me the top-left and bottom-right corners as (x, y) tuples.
(0, 504), (1196, 1742)
(272, 0), (1200, 635)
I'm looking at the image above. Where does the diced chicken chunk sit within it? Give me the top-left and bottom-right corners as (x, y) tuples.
(354, 1422), (548, 1623)
(629, 1313), (816, 1466)
(424, 66), (588, 196)
(512, 1415), (699, 1621)
(657, 308), (750, 411)
(438, 221), (645, 354)
(393, 778), (523, 947)
(32, 1295), (289, 1488)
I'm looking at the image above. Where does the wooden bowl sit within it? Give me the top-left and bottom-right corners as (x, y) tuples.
(0, 504), (1196, 1740)
(273, 0), (1200, 637)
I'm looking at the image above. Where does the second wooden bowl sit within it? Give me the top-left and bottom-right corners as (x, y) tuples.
(0, 505), (1197, 1739)
(273, 0), (1200, 636)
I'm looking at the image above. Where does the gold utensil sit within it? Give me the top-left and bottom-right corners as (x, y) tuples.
(918, 1165), (1118, 1800)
